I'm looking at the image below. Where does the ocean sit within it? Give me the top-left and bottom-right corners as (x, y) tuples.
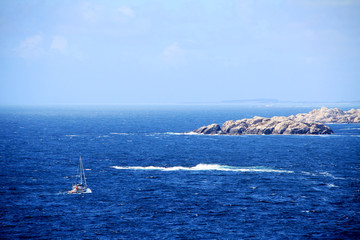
(0, 105), (359, 239)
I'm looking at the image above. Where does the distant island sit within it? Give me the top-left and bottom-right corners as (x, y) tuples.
(188, 107), (360, 135)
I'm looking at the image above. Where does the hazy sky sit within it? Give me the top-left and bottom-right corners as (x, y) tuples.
(1, 0), (359, 105)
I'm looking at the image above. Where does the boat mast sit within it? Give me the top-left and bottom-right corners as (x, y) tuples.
(80, 156), (87, 187)
(79, 156), (82, 185)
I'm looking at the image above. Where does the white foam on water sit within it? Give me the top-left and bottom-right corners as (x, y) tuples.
(166, 132), (202, 135)
(110, 132), (131, 135)
(165, 132), (190, 135)
(326, 183), (339, 188)
(145, 133), (161, 137)
(111, 164), (294, 173)
(301, 171), (317, 176)
(319, 171), (345, 180)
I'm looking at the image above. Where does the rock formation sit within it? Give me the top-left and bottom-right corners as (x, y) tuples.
(289, 107), (360, 123)
(190, 116), (333, 135)
(189, 108), (359, 135)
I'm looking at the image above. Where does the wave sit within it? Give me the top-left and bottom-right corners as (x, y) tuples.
(165, 132), (191, 135)
(109, 132), (133, 135)
(326, 183), (339, 188)
(318, 171), (345, 180)
(111, 164), (294, 173)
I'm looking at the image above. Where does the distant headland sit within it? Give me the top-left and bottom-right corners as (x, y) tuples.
(188, 107), (360, 135)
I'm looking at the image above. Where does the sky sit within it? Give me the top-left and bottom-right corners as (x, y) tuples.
(0, 0), (359, 105)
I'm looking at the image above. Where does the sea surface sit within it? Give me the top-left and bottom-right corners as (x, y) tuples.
(0, 105), (359, 239)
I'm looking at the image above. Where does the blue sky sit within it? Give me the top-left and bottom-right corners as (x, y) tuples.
(1, 0), (359, 105)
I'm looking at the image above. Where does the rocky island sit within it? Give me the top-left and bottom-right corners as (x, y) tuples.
(188, 108), (360, 135)
(289, 107), (360, 123)
(190, 116), (333, 135)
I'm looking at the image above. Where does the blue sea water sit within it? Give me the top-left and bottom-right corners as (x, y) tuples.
(0, 105), (359, 239)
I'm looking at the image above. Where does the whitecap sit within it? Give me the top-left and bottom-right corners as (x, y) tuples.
(319, 172), (345, 180)
(301, 171), (316, 176)
(110, 132), (132, 135)
(165, 132), (202, 135)
(145, 133), (161, 137)
(326, 183), (339, 188)
(165, 132), (190, 135)
(111, 164), (294, 173)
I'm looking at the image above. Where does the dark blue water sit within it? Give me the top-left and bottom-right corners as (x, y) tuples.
(1, 106), (359, 239)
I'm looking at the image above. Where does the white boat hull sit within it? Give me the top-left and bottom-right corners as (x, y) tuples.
(68, 186), (92, 194)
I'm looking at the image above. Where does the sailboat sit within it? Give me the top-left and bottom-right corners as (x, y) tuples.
(68, 156), (92, 194)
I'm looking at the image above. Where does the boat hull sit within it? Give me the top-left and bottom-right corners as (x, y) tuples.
(68, 188), (92, 194)
(68, 184), (92, 194)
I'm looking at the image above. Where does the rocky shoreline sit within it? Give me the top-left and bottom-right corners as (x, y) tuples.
(188, 107), (360, 135)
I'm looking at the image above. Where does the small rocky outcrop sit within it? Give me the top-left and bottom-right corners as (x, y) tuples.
(190, 116), (333, 135)
(194, 123), (221, 134)
(290, 107), (360, 123)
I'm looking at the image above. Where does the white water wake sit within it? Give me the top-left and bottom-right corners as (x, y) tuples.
(111, 164), (294, 173)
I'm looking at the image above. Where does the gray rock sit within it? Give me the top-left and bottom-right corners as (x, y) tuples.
(192, 123), (221, 134)
(188, 107), (360, 135)
(290, 107), (360, 123)
(189, 110), (337, 135)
